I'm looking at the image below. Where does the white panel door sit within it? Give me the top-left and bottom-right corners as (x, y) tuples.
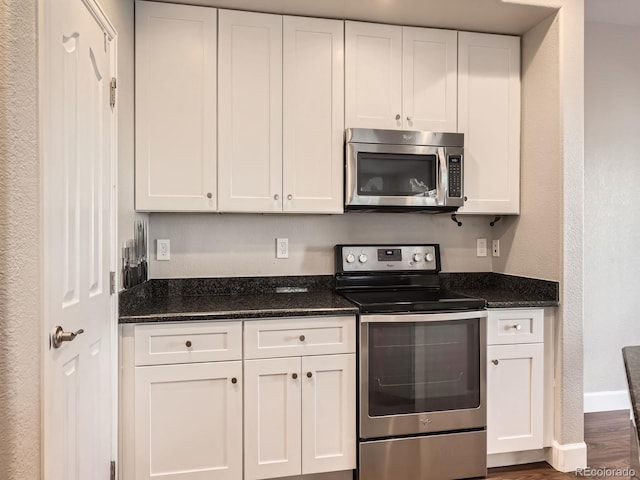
(244, 357), (302, 480)
(301, 354), (356, 475)
(134, 361), (243, 480)
(42, 0), (115, 478)
(458, 32), (521, 215)
(135, 1), (217, 211)
(402, 27), (458, 132)
(218, 10), (283, 212)
(345, 21), (402, 130)
(283, 16), (344, 213)
(487, 343), (544, 454)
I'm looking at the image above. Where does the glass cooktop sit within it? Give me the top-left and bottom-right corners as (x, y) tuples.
(339, 289), (486, 314)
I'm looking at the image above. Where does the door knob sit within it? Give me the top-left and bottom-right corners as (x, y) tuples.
(50, 326), (84, 349)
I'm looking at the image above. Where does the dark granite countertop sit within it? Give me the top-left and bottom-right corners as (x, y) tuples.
(623, 346), (640, 444)
(119, 272), (559, 324)
(441, 272), (560, 308)
(119, 276), (358, 324)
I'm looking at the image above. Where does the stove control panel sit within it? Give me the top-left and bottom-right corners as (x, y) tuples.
(336, 244), (440, 272)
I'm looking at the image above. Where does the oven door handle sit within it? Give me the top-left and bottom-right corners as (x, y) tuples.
(360, 310), (487, 323)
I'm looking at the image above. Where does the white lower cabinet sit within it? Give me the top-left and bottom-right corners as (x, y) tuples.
(486, 309), (544, 455)
(134, 361), (243, 480)
(244, 354), (357, 480)
(124, 317), (356, 480)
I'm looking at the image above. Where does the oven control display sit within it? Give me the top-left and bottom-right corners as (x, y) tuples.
(378, 248), (402, 261)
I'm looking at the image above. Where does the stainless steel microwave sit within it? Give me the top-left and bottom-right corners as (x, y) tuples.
(345, 128), (465, 212)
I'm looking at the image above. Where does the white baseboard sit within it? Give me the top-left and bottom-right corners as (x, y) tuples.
(584, 390), (631, 413)
(547, 441), (587, 472)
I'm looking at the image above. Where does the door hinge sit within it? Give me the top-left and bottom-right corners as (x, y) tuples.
(110, 460), (116, 480)
(110, 77), (117, 108)
(110, 271), (116, 295)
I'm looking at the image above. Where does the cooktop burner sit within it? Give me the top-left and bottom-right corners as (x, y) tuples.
(334, 244), (486, 314)
(340, 289), (486, 313)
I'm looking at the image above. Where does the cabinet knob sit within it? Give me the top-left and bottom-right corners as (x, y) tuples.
(231, 377), (238, 384)
(406, 116), (412, 122)
(307, 372), (313, 378)
(185, 340), (192, 348)
(511, 324), (522, 331)
(492, 359), (499, 365)
(206, 192), (212, 199)
(395, 114), (401, 121)
(292, 373), (298, 379)
(287, 194), (293, 201)
(299, 335), (306, 342)
(274, 194), (279, 200)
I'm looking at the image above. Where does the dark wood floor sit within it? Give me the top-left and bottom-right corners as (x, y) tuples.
(488, 410), (632, 480)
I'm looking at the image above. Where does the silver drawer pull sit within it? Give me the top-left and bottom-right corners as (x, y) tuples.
(510, 324), (522, 331)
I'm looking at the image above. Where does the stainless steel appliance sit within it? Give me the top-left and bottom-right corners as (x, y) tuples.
(335, 244), (487, 480)
(345, 129), (464, 212)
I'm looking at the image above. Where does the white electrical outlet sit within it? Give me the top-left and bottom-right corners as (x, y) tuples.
(157, 239), (170, 261)
(276, 238), (289, 259)
(492, 239), (500, 257)
(476, 238), (487, 257)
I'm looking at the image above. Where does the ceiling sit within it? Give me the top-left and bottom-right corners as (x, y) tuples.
(148, 0), (558, 35)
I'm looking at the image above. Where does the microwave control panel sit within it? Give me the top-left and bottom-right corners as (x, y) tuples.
(448, 156), (462, 198)
(337, 244), (439, 272)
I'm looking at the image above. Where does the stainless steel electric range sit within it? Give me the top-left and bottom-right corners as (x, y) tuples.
(335, 244), (488, 480)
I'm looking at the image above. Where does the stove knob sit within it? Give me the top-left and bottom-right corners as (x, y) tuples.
(346, 253), (356, 264)
(413, 253), (422, 262)
(358, 254), (368, 263)
(425, 253), (434, 262)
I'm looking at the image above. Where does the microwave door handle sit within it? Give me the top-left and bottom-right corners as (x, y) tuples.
(438, 147), (446, 200)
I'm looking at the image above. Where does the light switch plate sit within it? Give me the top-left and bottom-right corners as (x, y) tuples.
(157, 239), (170, 261)
(276, 238), (289, 259)
(477, 238), (487, 257)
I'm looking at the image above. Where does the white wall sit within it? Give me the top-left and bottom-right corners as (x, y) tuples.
(584, 20), (640, 403)
(148, 213), (494, 277)
(0, 1), (40, 479)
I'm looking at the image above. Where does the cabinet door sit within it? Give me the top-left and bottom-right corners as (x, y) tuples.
(402, 27), (457, 132)
(134, 361), (242, 480)
(283, 16), (344, 213)
(345, 21), (402, 130)
(301, 354), (356, 475)
(457, 32), (520, 215)
(218, 10), (283, 212)
(244, 357), (302, 480)
(135, 1), (217, 212)
(487, 343), (543, 454)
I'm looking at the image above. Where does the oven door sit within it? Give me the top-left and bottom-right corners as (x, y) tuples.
(360, 311), (486, 439)
(345, 142), (464, 210)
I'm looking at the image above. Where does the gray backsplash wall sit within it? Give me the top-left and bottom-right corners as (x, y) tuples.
(148, 212), (494, 278)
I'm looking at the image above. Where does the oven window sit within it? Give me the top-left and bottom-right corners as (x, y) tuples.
(356, 153), (437, 197)
(368, 319), (480, 416)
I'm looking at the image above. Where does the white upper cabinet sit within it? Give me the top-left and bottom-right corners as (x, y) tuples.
(135, 1), (217, 212)
(218, 10), (283, 213)
(345, 21), (457, 131)
(402, 27), (458, 132)
(457, 32), (521, 215)
(283, 16), (344, 213)
(345, 21), (402, 130)
(218, 11), (344, 213)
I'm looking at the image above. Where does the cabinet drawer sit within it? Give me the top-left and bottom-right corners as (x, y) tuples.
(244, 316), (356, 359)
(134, 322), (242, 366)
(487, 309), (543, 345)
